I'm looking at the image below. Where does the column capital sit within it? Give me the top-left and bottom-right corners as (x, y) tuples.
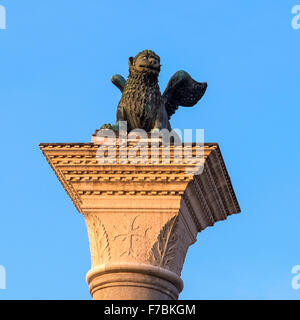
(40, 141), (240, 299)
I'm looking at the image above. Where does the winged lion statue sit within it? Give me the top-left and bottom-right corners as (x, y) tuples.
(101, 50), (207, 132)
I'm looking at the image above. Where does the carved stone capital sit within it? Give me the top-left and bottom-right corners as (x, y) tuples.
(40, 140), (240, 300)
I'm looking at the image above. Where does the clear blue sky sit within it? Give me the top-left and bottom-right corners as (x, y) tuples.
(0, 1), (299, 300)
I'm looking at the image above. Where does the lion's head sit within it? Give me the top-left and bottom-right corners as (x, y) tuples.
(128, 50), (161, 76)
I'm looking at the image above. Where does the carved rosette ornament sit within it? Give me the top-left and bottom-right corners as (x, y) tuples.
(40, 140), (240, 300)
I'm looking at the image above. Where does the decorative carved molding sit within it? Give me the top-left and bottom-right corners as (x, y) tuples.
(39, 142), (240, 217)
(192, 178), (215, 225)
(77, 190), (184, 196)
(209, 148), (240, 213)
(85, 214), (111, 267)
(182, 193), (202, 231)
(66, 175), (191, 182)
